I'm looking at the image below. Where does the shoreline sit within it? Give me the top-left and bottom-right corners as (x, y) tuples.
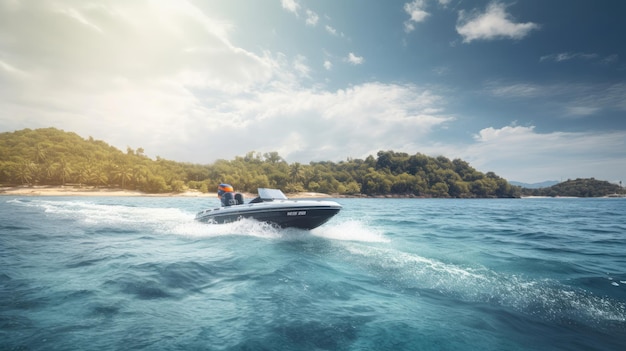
(0, 185), (332, 199)
(2, 186), (622, 199)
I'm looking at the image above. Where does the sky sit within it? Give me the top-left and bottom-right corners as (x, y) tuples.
(1, 0), (625, 184)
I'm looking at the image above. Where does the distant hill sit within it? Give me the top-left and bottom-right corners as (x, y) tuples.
(520, 178), (625, 197)
(510, 180), (559, 189)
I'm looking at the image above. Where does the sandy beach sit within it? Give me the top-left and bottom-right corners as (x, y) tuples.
(0, 186), (331, 198)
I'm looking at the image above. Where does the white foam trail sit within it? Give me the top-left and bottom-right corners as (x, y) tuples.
(169, 217), (285, 240)
(342, 245), (626, 323)
(177, 218), (388, 242)
(312, 219), (389, 243)
(11, 198), (299, 240)
(9, 199), (386, 243)
(10, 198), (193, 233)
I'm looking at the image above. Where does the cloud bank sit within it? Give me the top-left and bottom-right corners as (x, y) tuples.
(460, 125), (626, 183)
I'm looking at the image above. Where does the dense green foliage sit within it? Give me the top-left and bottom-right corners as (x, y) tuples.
(521, 178), (625, 197)
(0, 128), (520, 197)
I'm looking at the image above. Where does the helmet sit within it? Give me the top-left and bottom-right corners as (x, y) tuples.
(217, 183), (234, 196)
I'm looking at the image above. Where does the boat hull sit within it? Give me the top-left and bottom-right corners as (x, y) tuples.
(195, 200), (341, 230)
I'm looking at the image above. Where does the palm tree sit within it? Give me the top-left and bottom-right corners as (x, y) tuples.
(78, 165), (93, 186)
(34, 144), (47, 164)
(132, 166), (149, 190)
(115, 166), (133, 189)
(57, 159), (72, 185)
(93, 173), (109, 188)
(264, 152), (284, 164)
(15, 161), (35, 185)
(40, 162), (55, 184)
(289, 162), (304, 183)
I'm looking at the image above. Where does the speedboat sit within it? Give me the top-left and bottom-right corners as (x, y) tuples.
(195, 188), (342, 230)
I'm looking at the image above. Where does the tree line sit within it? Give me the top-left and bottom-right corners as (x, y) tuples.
(520, 178), (624, 197)
(0, 127), (521, 197)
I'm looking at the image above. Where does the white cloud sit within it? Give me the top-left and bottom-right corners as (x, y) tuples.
(540, 52), (599, 62)
(313, 86), (443, 155)
(323, 60), (333, 70)
(456, 2), (539, 43)
(57, 7), (104, 34)
(432, 66), (451, 76)
(403, 0), (429, 33)
(182, 82), (452, 163)
(565, 106), (599, 117)
(346, 52), (364, 65)
(540, 52), (619, 66)
(282, 0), (320, 29)
(305, 9), (319, 26)
(0, 59), (28, 77)
(456, 125), (626, 183)
(293, 55), (311, 78)
(281, 0), (300, 15)
(601, 54), (619, 65)
(324, 24), (345, 38)
(473, 125), (536, 142)
(485, 81), (626, 116)
(486, 83), (542, 98)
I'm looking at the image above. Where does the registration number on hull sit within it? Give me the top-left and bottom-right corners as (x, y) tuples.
(287, 211), (307, 216)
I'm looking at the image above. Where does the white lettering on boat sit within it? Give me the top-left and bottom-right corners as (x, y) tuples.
(287, 211), (307, 216)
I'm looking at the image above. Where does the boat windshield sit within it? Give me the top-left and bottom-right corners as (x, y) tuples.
(258, 188), (288, 200)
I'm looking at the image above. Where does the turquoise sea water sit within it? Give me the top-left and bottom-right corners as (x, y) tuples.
(1, 196), (625, 350)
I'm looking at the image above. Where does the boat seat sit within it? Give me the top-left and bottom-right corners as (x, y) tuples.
(221, 192), (237, 206)
(235, 193), (244, 205)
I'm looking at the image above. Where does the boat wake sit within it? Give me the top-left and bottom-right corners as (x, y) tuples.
(172, 217), (388, 243)
(341, 244), (626, 327)
(311, 219), (389, 243)
(7, 198), (383, 243)
(8, 198), (190, 232)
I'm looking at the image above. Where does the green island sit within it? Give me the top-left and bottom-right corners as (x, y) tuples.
(1, 128), (623, 198)
(521, 178), (624, 198)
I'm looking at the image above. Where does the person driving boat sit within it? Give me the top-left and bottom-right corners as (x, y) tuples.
(217, 183), (244, 206)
